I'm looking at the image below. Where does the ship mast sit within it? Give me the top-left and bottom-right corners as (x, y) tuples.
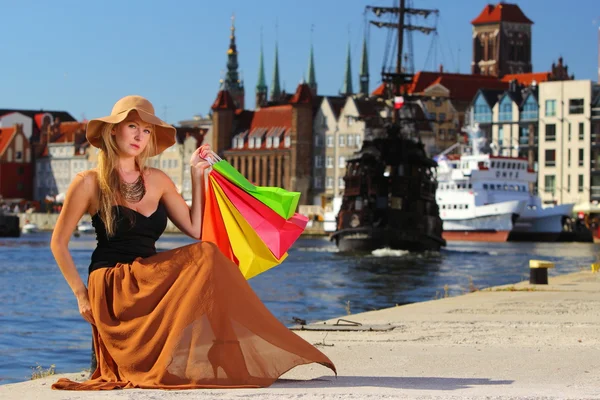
(367, 0), (437, 122)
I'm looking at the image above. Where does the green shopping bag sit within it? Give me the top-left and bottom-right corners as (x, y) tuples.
(212, 160), (300, 219)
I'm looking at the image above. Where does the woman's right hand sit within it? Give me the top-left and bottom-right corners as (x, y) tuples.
(76, 290), (95, 325)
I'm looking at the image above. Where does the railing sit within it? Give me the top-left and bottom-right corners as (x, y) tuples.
(299, 205), (324, 217)
(498, 112), (513, 122)
(474, 113), (492, 123)
(520, 111), (538, 121)
(591, 186), (600, 199)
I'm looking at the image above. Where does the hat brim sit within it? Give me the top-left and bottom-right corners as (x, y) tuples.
(86, 107), (176, 157)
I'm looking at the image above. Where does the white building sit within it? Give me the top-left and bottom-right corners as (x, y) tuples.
(537, 80), (600, 206)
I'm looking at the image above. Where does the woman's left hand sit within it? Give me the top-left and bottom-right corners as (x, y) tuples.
(190, 146), (212, 172)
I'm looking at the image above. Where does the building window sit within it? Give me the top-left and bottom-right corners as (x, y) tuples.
(284, 136), (291, 148)
(355, 135), (362, 148)
(545, 124), (556, 141)
(518, 126), (529, 145)
(314, 134), (321, 147)
(545, 149), (556, 167)
(326, 135), (333, 147)
(273, 137), (280, 147)
(348, 134), (355, 147)
(17, 166), (24, 175)
(544, 175), (555, 193)
(567, 175), (571, 192)
(313, 176), (322, 189)
(256, 138), (262, 148)
(315, 156), (323, 168)
(568, 123), (572, 142)
(569, 99), (584, 115)
(266, 137), (273, 148)
(326, 176), (333, 189)
(521, 96), (538, 120)
(579, 174), (584, 192)
(338, 177), (345, 189)
(326, 156), (333, 168)
(16, 151), (22, 160)
(545, 100), (556, 117)
(568, 149), (571, 167)
(248, 138), (255, 149)
(579, 122), (584, 141)
(338, 156), (346, 168)
(498, 97), (512, 121)
(430, 112), (436, 121)
(579, 148), (584, 167)
(339, 135), (346, 147)
(439, 112), (446, 122)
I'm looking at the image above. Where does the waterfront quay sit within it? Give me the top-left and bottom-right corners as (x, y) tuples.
(2, 270), (598, 399)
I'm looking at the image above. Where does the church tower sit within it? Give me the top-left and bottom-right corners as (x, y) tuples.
(471, 3), (533, 77)
(223, 15), (245, 108)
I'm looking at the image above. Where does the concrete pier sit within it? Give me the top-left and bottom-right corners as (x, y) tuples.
(1, 271), (599, 399)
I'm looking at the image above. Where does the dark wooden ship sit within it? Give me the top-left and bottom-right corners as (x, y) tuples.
(331, 0), (445, 252)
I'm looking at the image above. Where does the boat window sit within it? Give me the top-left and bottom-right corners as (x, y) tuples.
(491, 161), (495, 168)
(465, 204), (469, 209)
(453, 205), (457, 209)
(483, 184), (488, 190)
(468, 183), (472, 189)
(504, 185), (509, 190)
(502, 162), (506, 168)
(496, 184), (502, 190)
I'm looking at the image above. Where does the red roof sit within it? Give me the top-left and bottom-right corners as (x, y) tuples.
(501, 72), (551, 86)
(289, 83), (313, 104)
(34, 113), (53, 129)
(471, 3), (533, 25)
(249, 105), (293, 130)
(0, 127), (16, 156)
(372, 71), (508, 102)
(211, 90), (236, 110)
(49, 122), (87, 144)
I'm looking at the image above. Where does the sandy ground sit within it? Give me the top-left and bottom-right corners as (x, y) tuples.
(2, 271), (599, 400)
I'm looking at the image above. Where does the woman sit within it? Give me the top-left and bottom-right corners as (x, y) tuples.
(50, 95), (336, 390)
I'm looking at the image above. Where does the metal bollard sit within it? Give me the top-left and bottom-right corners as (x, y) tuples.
(529, 260), (555, 284)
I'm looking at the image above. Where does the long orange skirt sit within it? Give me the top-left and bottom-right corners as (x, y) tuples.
(52, 241), (336, 390)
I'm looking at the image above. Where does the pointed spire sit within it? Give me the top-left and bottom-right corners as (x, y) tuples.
(341, 42), (353, 96)
(256, 43), (267, 93)
(270, 42), (281, 101)
(255, 31), (268, 108)
(359, 34), (369, 96)
(223, 14), (244, 108)
(307, 43), (317, 95)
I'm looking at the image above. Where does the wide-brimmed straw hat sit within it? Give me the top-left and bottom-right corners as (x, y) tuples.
(86, 95), (176, 157)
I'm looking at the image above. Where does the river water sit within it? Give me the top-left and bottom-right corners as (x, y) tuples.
(0, 232), (597, 384)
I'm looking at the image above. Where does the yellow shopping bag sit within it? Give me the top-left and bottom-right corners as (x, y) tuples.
(211, 176), (288, 279)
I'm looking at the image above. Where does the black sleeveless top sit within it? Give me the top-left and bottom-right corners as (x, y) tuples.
(89, 203), (168, 274)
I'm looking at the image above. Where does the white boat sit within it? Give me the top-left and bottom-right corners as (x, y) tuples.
(21, 222), (40, 234)
(436, 123), (574, 242)
(77, 221), (95, 234)
(437, 154), (528, 242)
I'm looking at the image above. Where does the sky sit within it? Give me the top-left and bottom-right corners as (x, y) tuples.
(1, 0), (598, 125)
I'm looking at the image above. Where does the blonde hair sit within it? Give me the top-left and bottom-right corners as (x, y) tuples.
(96, 121), (157, 236)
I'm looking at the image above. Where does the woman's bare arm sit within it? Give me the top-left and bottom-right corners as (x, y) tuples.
(50, 171), (95, 324)
(160, 163), (210, 239)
